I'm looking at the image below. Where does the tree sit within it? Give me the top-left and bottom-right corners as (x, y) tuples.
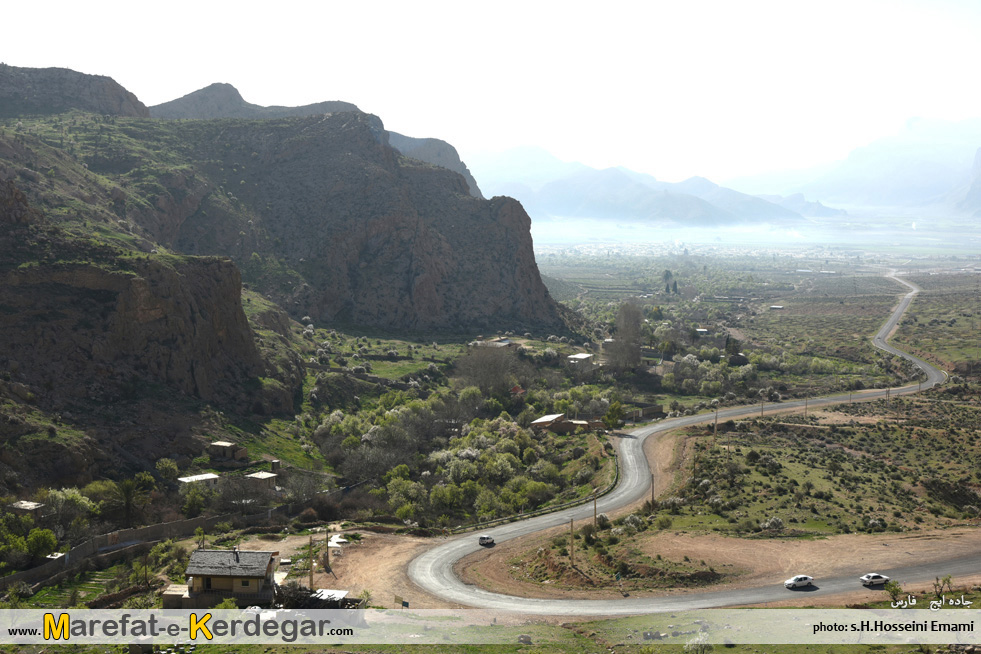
(884, 579), (904, 603)
(25, 528), (57, 562)
(603, 400), (624, 430)
(607, 302), (643, 372)
(194, 527), (207, 549)
(456, 347), (515, 396)
(182, 485), (208, 518)
(156, 458), (179, 483)
(113, 479), (148, 526)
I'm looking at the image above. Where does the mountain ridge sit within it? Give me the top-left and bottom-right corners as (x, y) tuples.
(150, 82), (484, 199)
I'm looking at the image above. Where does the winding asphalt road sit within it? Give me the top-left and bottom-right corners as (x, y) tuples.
(408, 273), (969, 615)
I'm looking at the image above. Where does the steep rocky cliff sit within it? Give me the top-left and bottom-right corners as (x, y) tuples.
(0, 64), (148, 118)
(177, 113), (558, 330)
(0, 175), (300, 488)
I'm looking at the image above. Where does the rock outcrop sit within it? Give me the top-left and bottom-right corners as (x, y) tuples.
(150, 82), (358, 119)
(387, 131), (484, 199)
(0, 64), (148, 118)
(0, 225), (263, 407)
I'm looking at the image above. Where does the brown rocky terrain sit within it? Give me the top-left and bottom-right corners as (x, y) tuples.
(0, 64), (148, 118)
(0, 177), (300, 490)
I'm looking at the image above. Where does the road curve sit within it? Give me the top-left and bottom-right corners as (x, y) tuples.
(408, 272), (966, 615)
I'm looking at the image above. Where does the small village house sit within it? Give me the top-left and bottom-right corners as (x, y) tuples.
(530, 413), (604, 434)
(9, 500), (45, 520)
(163, 549), (278, 609)
(208, 441), (248, 461)
(177, 473), (220, 488)
(246, 471), (278, 490)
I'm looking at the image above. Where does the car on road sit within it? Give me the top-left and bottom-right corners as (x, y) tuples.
(859, 573), (890, 586)
(784, 575), (813, 589)
(478, 536), (495, 546)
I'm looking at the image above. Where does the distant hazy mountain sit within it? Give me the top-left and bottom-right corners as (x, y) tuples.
(467, 148), (802, 225)
(957, 148), (981, 216)
(730, 117), (981, 212)
(756, 193), (847, 217)
(152, 83), (483, 198)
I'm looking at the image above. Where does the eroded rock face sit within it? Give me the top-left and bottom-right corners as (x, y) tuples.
(0, 256), (262, 404)
(387, 131), (484, 199)
(0, 64), (149, 118)
(163, 112), (563, 331)
(0, 179), (44, 225)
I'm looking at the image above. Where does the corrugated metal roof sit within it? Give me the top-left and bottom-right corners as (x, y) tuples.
(185, 550), (275, 577)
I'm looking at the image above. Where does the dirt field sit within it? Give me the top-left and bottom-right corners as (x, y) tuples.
(237, 528), (464, 609)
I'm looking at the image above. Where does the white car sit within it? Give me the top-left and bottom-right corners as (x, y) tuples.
(859, 573), (890, 586)
(478, 536), (495, 546)
(784, 575), (813, 589)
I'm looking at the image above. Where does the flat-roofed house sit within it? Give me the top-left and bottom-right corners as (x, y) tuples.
(209, 441), (248, 461)
(177, 473), (220, 488)
(246, 471), (278, 490)
(530, 413), (566, 431)
(530, 413), (604, 434)
(10, 500), (44, 520)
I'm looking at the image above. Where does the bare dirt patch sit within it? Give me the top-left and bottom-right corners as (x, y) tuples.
(237, 530), (462, 609)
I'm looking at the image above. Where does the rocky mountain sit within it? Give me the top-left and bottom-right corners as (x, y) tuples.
(0, 67), (567, 490)
(151, 83), (484, 199)
(0, 64), (148, 118)
(468, 148), (805, 225)
(150, 82), (359, 119)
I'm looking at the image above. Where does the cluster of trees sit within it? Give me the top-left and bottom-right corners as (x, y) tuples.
(379, 415), (606, 524)
(0, 512), (57, 574)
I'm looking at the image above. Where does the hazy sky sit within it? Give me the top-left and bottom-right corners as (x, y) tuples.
(5, 0), (981, 182)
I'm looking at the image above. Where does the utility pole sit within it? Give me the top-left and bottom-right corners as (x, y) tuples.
(804, 393), (808, 418)
(651, 473), (655, 508)
(760, 397), (764, 417)
(593, 491), (598, 526)
(569, 518), (574, 567)
(309, 535), (314, 589)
